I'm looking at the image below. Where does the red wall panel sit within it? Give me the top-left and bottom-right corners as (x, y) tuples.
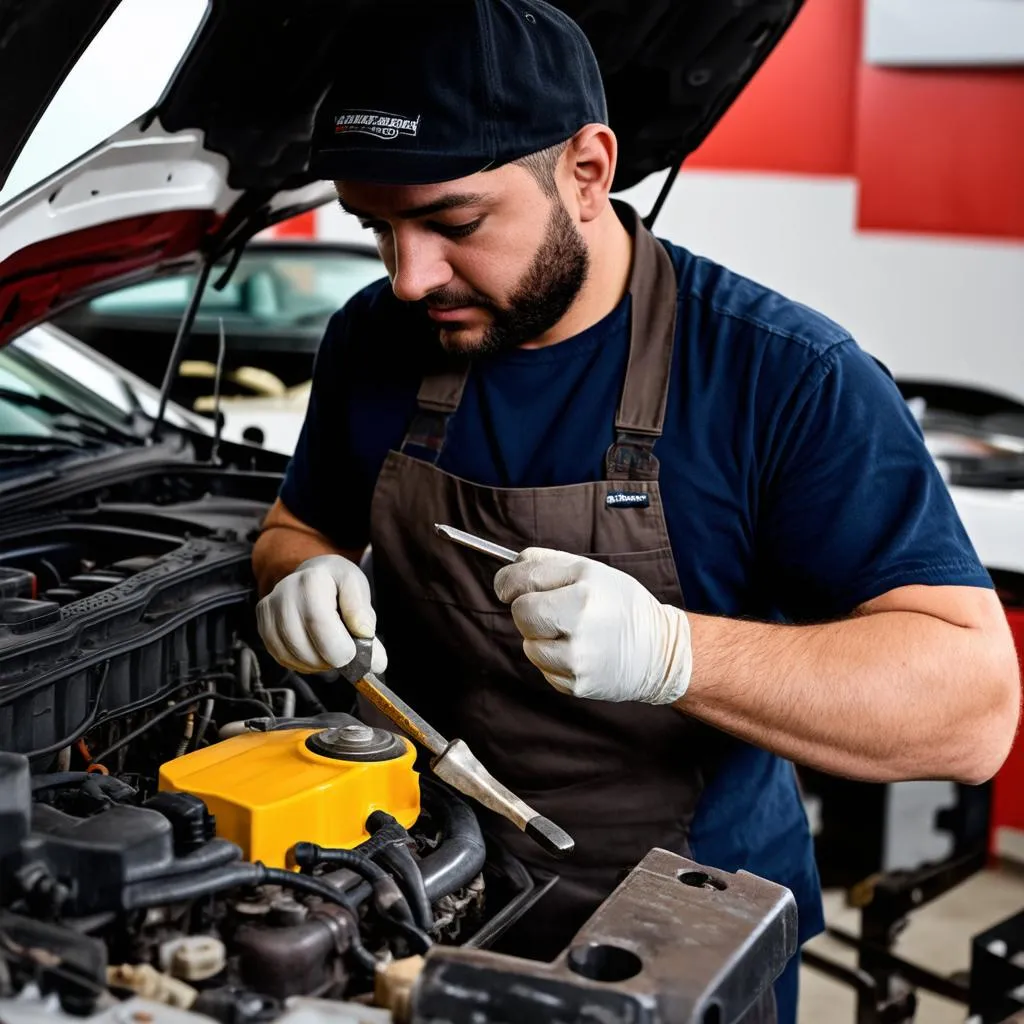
(271, 209), (317, 238)
(855, 66), (1024, 240)
(687, 0), (862, 176)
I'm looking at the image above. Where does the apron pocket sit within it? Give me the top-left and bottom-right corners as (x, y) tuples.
(582, 546), (685, 607)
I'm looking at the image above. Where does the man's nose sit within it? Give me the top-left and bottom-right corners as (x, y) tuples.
(389, 232), (452, 303)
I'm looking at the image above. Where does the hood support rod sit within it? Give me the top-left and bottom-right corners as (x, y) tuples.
(149, 255), (215, 442)
(643, 151), (686, 232)
(147, 187), (283, 442)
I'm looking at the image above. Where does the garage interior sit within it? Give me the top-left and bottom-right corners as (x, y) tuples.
(0, 1), (1022, 1023)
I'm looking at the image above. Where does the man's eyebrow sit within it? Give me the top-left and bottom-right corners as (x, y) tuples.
(336, 192), (489, 221)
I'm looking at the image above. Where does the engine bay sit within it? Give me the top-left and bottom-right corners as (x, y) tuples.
(0, 477), (507, 1005)
(0, 723), (525, 1018)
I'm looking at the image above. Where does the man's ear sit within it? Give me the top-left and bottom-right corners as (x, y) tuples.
(564, 124), (618, 223)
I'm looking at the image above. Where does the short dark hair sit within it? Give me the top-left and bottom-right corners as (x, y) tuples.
(513, 140), (569, 198)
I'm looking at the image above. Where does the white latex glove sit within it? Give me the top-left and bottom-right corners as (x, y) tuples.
(494, 547), (692, 704)
(256, 555), (387, 675)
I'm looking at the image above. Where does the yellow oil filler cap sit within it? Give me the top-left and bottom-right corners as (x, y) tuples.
(158, 720), (420, 870)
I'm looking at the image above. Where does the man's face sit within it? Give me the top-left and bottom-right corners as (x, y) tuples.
(335, 163), (589, 355)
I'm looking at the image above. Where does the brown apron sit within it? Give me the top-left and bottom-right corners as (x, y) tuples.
(368, 202), (713, 956)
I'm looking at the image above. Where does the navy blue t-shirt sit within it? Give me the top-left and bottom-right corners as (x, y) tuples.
(281, 237), (991, 947)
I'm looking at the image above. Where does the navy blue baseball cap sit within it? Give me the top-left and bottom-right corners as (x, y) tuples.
(309, 0), (608, 185)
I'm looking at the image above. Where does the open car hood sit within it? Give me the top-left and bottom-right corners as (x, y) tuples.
(0, 0), (803, 347)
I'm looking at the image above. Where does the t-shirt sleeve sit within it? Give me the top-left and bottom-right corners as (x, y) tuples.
(760, 338), (992, 621)
(278, 308), (371, 551)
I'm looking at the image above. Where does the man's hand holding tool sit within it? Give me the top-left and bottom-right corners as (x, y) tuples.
(435, 525), (692, 706)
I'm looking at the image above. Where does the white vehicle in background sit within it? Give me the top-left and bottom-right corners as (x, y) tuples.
(907, 395), (1024, 579)
(49, 239), (386, 455)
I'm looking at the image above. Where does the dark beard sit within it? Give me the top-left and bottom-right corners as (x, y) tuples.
(427, 198), (590, 357)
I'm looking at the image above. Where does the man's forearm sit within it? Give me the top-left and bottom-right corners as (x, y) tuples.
(252, 529), (335, 597)
(679, 604), (1020, 785)
(252, 501), (366, 597)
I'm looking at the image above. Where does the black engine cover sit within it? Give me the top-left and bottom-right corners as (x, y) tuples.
(25, 802), (175, 915)
(0, 485), (273, 759)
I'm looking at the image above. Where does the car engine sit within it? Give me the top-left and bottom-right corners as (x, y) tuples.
(0, 469), (530, 1012)
(0, 733), (514, 1019)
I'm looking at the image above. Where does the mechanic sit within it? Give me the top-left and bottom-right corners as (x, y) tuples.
(252, 1), (1020, 1018)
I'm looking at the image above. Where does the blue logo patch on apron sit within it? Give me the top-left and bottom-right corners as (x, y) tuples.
(605, 491), (650, 509)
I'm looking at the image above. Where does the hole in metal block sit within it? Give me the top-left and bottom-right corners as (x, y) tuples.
(567, 943), (642, 983)
(702, 1003), (722, 1024)
(678, 870), (727, 891)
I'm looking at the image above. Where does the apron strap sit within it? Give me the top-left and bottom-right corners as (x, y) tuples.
(400, 363), (469, 462)
(605, 201), (680, 482)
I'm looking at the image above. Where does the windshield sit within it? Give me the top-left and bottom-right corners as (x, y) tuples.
(0, 339), (135, 441)
(12, 325), (201, 431)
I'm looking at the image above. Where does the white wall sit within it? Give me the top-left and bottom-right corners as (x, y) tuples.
(865, 0), (1024, 66)
(318, 169), (1024, 403)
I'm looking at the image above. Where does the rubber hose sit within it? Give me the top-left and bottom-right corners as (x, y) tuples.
(126, 861), (362, 911)
(238, 645), (254, 696)
(339, 879), (373, 911)
(355, 825), (406, 860)
(283, 672), (327, 715)
(372, 912), (432, 955)
(279, 688), (296, 719)
(261, 867), (363, 913)
(123, 863), (262, 908)
(292, 843), (390, 883)
(31, 772), (90, 791)
(356, 813), (408, 859)
(378, 842), (433, 932)
(364, 812), (433, 932)
(130, 839), (243, 883)
(291, 843), (414, 925)
(344, 782), (487, 910)
(194, 697), (215, 748)
(417, 777), (487, 903)
(290, 846), (432, 953)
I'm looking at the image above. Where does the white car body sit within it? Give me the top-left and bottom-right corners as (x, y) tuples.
(951, 488), (1024, 576)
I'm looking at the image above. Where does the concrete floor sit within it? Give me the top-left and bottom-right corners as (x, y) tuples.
(798, 866), (1024, 1023)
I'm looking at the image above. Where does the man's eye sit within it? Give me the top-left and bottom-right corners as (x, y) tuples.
(436, 219), (482, 239)
(360, 220), (390, 236)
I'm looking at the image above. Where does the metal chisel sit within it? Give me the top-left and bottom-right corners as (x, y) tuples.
(433, 523), (519, 563)
(338, 638), (573, 859)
